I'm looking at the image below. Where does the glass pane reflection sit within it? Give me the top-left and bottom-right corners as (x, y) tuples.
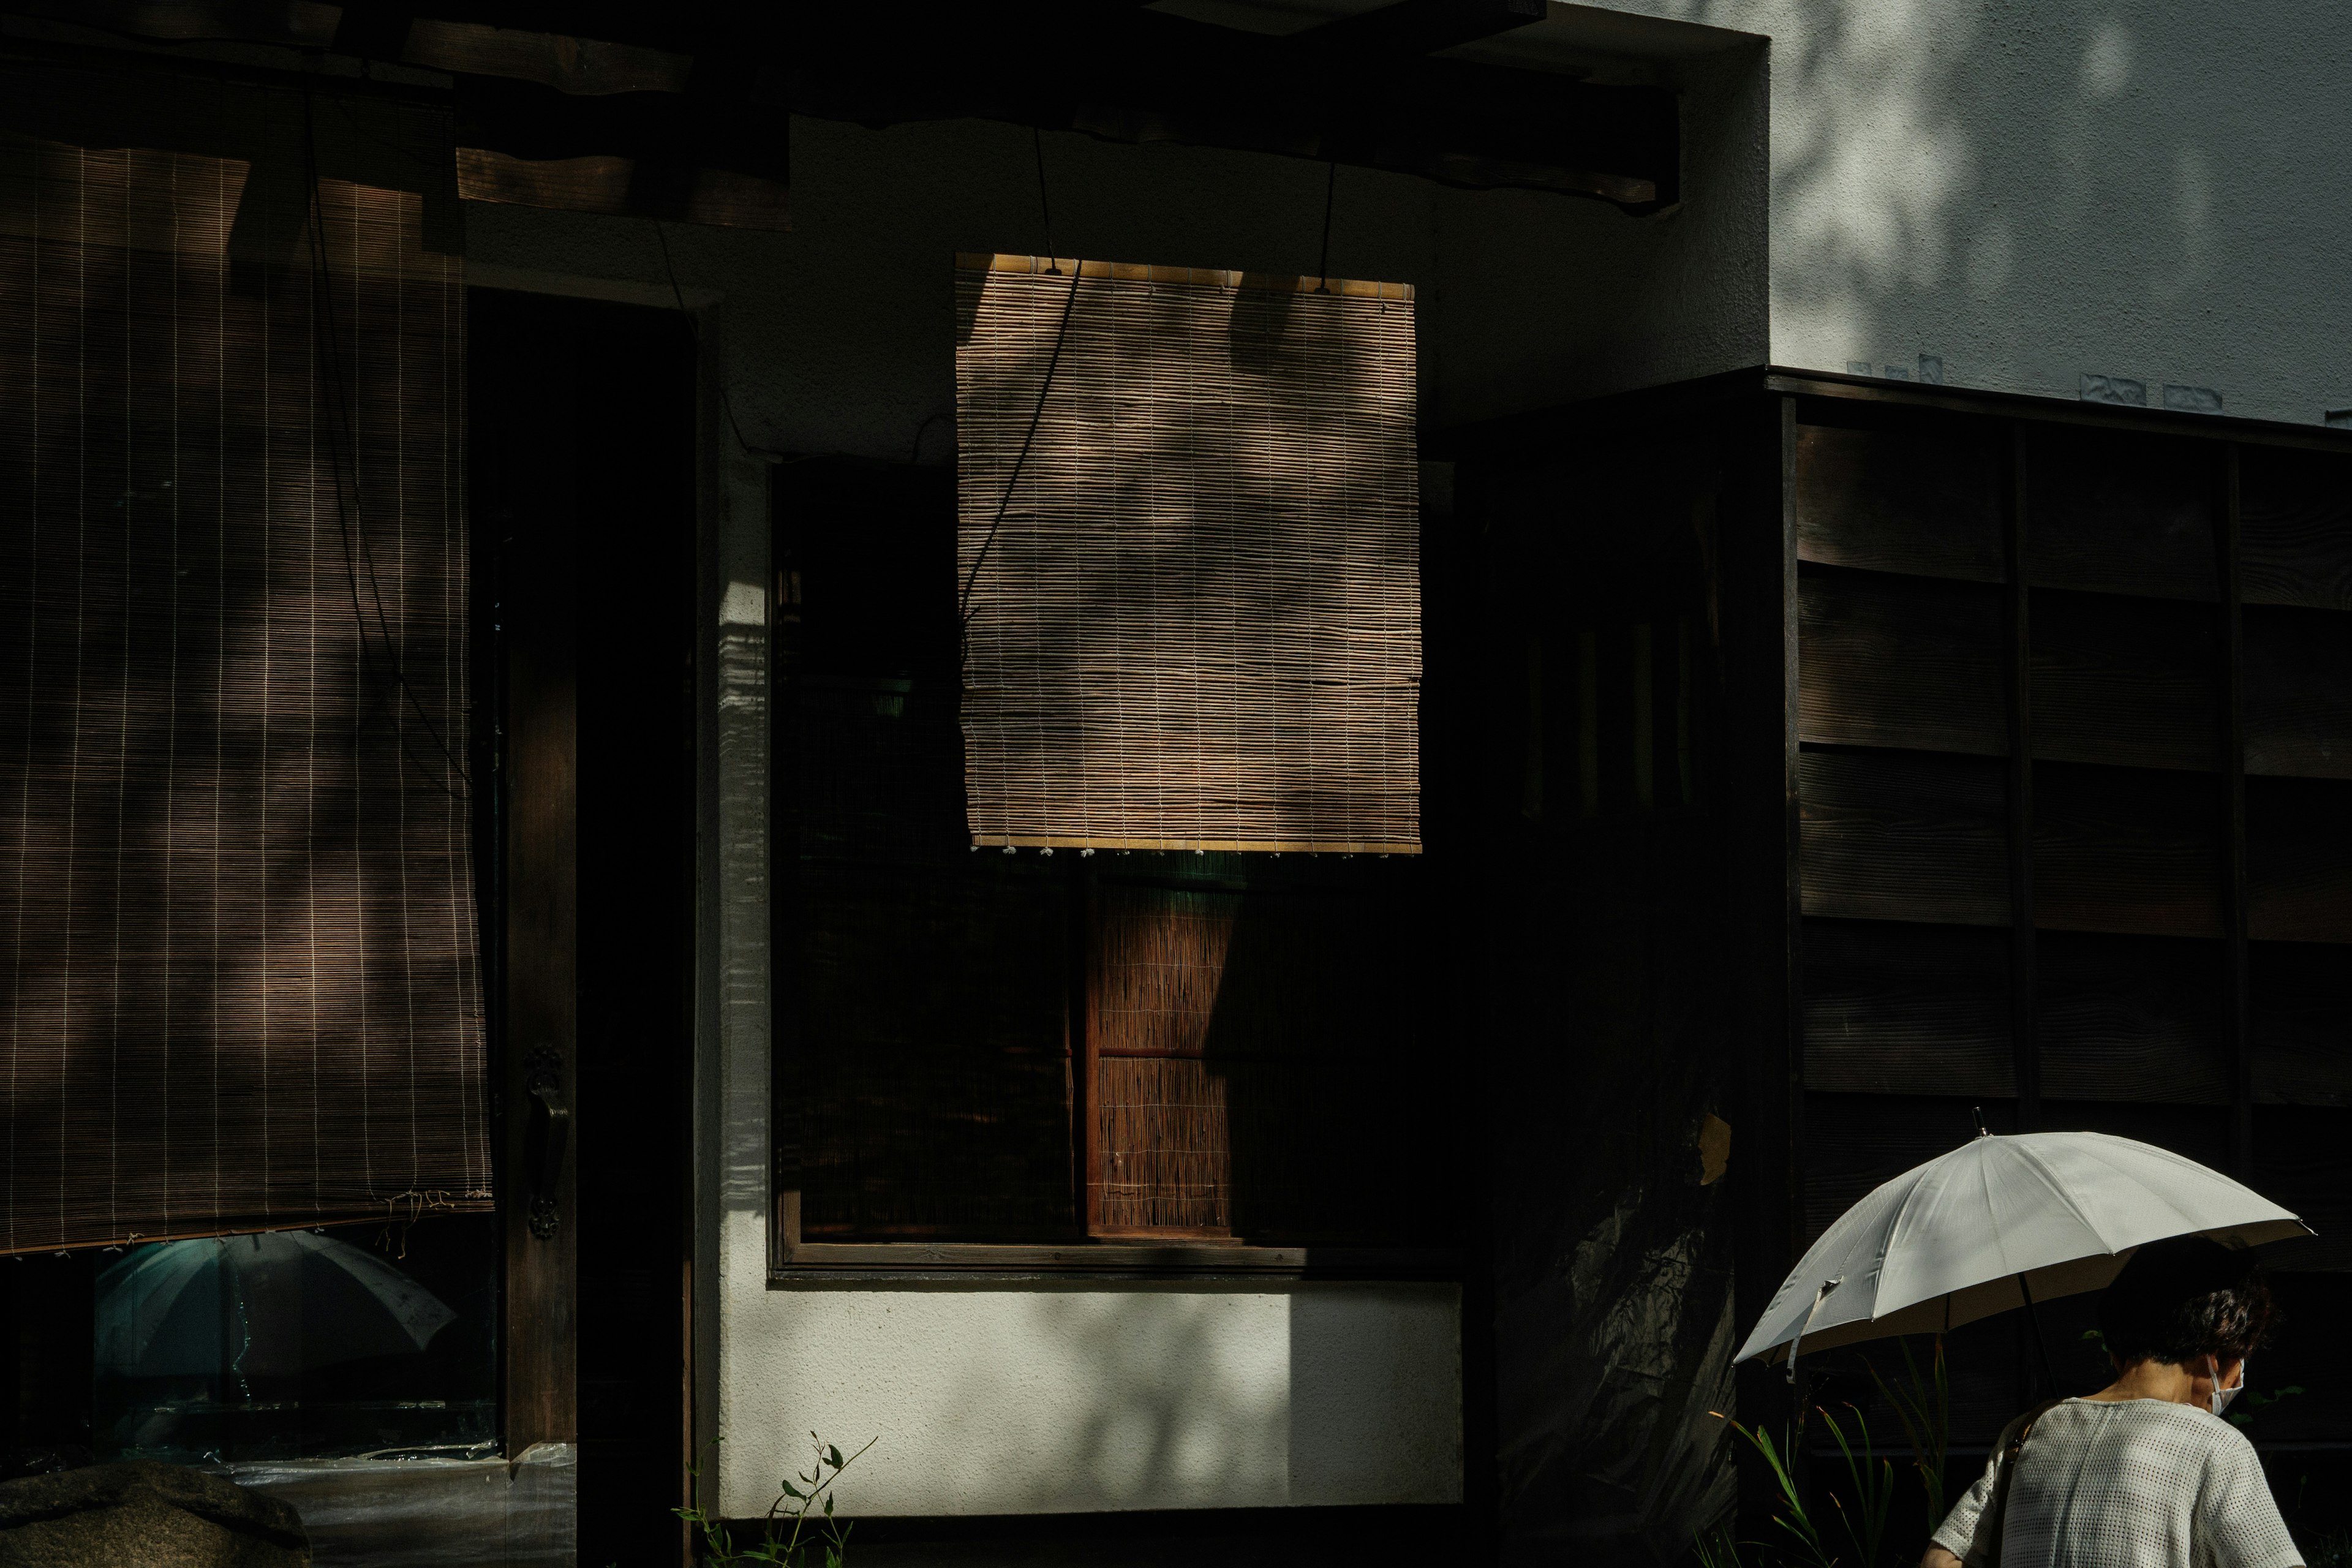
(94, 1216), (497, 1463)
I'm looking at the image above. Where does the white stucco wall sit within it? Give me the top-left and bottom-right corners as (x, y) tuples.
(711, 1275), (1462, 1517)
(1574, 0), (2352, 422)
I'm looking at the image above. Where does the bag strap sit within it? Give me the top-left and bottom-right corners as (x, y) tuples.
(1978, 1398), (2066, 1568)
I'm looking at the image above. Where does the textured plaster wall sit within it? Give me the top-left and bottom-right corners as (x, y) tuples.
(466, 95), (1744, 1521)
(713, 1282), (1463, 1517)
(1586, 0), (2352, 422)
(1433, 29), (1769, 423)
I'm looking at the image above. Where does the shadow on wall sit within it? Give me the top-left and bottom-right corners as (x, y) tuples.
(1672, 0), (2352, 418)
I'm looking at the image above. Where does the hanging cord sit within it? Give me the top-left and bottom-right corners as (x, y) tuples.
(1033, 126), (1055, 262)
(1315, 160), (1338, 292)
(649, 217), (797, 462)
(300, 84), (469, 797)
(957, 130), (1081, 625)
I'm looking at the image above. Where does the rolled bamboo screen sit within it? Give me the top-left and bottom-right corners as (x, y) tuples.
(954, 254), (1422, 854)
(0, 125), (489, 1253)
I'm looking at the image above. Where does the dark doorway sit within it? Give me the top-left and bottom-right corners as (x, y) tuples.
(471, 291), (698, 1567)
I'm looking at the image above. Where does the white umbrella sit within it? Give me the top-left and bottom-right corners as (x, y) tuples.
(1736, 1131), (2307, 1373)
(96, 1232), (457, 1378)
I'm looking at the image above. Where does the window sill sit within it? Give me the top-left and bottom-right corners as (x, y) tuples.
(767, 1240), (1464, 1284)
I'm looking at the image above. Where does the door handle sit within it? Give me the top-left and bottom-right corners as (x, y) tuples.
(524, 1046), (570, 1240)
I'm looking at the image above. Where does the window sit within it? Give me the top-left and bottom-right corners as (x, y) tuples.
(774, 259), (1447, 1264)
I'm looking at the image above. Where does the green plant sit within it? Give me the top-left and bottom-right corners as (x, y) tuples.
(1868, 1336), (1951, 1526)
(1713, 1412), (1833, 1568)
(2228, 1382), (2307, 1429)
(677, 1433), (879, 1566)
(1713, 1394), (1920, 1568)
(2296, 1523), (2352, 1568)
(1691, 1519), (1745, 1568)
(1815, 1403), (1898, 1568)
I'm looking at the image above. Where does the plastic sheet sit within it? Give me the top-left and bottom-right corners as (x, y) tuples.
(221, 1443), (573, 1567)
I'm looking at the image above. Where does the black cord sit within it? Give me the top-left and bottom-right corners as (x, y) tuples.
(300, 84), (470, 797)
(907, 411), (949, 466)
(1316, 160), (1338, 292)
(957, 262), (1080, 625)
(957, 132), (1084, 624)
(1033, 127), (1055, 262)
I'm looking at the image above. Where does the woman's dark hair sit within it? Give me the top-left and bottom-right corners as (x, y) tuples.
(2099, 1236), (2277, 1366)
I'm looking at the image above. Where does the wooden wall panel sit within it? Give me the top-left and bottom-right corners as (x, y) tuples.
(1801, 919), (2013, 1096)
(2032, 763), (2223, 937)
(2022, 427), (2220, 601)
(2029, 591), (2220, 772)
(2251, 941), (2352, 1106)
(2227, 1273), (2352, 1441)
(2241, 445), (2352, 611)
(2247, 776), (2352, 943)
(2244, 605), (2352, 779)
(2037, 932), (2228, 1104)
(1798, 749), (2010, 925)
(2252, 1106), (2352, 1270)
(2036, 1100), (2230, 1169)
(1798, 568), (2005, 755)
(1801, 1093), (2012, 1247)
(1793, 420), (2003, 582)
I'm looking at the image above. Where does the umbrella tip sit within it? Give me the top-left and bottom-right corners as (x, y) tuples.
(1974, 1105), (1989, 1137)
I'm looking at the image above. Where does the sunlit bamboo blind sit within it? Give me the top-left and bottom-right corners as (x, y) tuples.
(955, 254), (1422, 853)
(0, 126), (489, 1253)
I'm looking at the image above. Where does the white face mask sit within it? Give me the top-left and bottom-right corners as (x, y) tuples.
(2207, 1357), (2247, 1418)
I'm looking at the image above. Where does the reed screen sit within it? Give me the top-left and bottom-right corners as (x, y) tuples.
(955, 254), (1422, 854)
(0, 121), (487, 1252)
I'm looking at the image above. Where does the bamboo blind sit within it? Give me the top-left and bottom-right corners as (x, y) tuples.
(955, 254), (1422, 854)
(1087, 880), (1442, 1241)
(0, 126), (489, 1253)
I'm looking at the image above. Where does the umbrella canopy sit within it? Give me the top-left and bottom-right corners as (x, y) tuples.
(1737, 1131), (2307, 1367)
(96, 1232), (457, 1378)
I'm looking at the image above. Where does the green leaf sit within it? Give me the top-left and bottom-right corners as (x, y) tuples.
(780, 1479), (806, 1499)
(828, 1444), (845, 1469)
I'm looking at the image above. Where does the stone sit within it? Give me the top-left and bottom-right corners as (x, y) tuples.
(0, 1461), (308, 1567)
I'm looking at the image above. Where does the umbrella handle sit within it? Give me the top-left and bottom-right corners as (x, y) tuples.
(2018, 1273), (2059, 1396)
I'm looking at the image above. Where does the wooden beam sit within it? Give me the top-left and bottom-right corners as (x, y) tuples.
(1298, 0), (1547, 58)
(786, 7), (1678, 209)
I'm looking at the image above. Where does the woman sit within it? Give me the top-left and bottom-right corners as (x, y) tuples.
(1924, 1236), (2301, 1568)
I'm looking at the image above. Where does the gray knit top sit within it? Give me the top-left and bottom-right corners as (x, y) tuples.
(1932, 1398), (2301, 1568)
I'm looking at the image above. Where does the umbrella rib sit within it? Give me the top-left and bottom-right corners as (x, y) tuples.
(2009, 1138), (2134, 1254)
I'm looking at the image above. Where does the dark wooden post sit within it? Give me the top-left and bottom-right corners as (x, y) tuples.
(2217, 445), (2252, 1176)
(2001, 424), (2040, 1132)
(1727, 391), (1803, 1523)
(500, 365), (581, 1457)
